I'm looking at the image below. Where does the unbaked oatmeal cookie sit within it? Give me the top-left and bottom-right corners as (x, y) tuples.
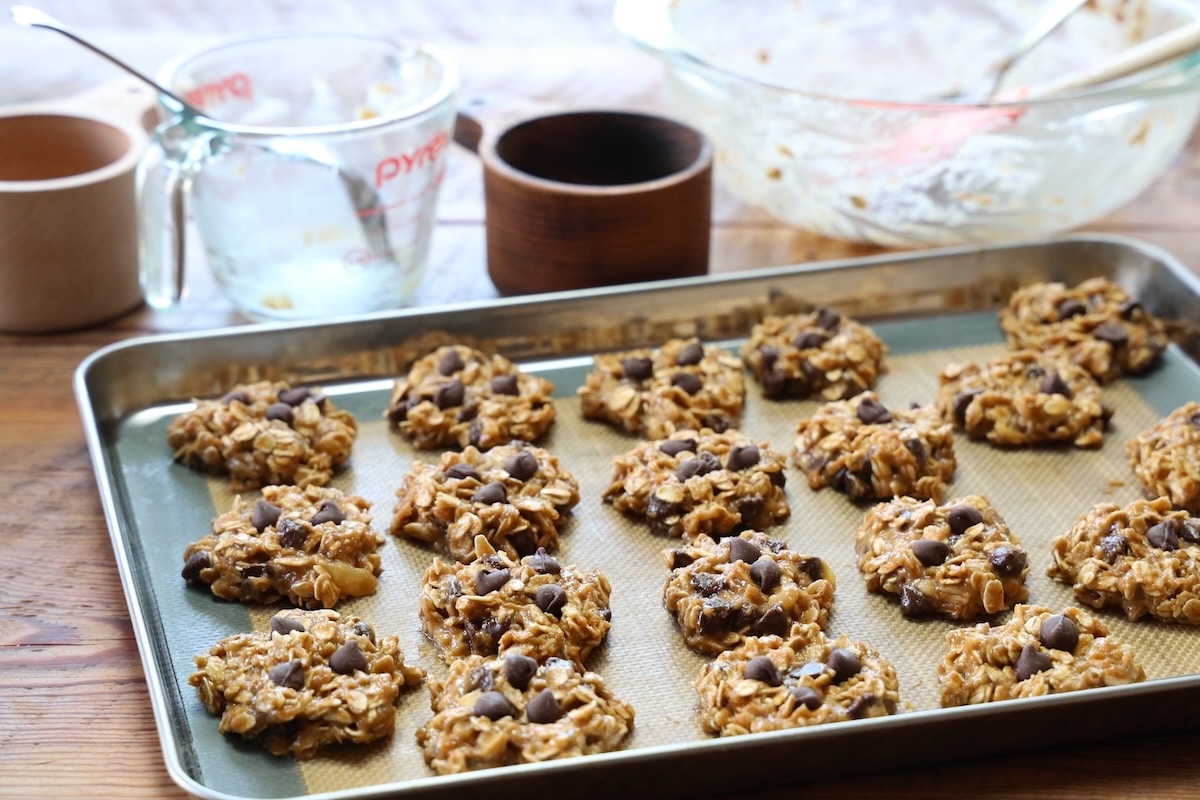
(578, 337), (745, 439)
(390, 442), (580, 563)
(999, 276), (1168, 383)
(854, 495), (1029, 619)
(182, 484), (382, 609)
(695, 622), (899, 736)
(416, 654), (635, 774)
(740, 307), (888, 401)
(792, 392), (956, 502)
(1126, 402), (1200, 514)
(604, 428), (790, 540)
(189, 609), (424, 758)
(663, 531), (836, 656)
(1048, 497), (1200, 624)
(936, 351), (1111, 448)
(386, 344), (556, 450)
(167, 381), (357, 490)
(419, 536), (612, 666)
(937, 604), (1145, 706)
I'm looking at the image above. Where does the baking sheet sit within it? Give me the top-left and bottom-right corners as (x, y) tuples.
(76, 235), (1200, 800)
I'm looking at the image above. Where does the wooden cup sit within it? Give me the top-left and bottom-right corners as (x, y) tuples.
(467, 110), (713, 295)
(0, 85), (149, 333)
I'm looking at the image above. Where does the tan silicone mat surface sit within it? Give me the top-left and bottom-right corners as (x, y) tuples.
(114, 313), (1200, 798)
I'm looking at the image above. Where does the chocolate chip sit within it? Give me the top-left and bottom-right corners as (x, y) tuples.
(789, 686), (823, 710)
(728, 537), (761, 564)
(832, 466), (855, 494)
(1039, 371), (1072, 398)
(490, 374), (519, 395)
(446, 462), (481, 481)
(1189, 410), (1200, 427)
(505, 450), (539, 481)
(659, 438), (697, 457)
(527, 548), (561, 575)
(472, 481), (508, 505)
(952, 390), (981, 425)
(647, 493), (682, 523)
(509, 529), (537, 557)
(473, 691), (515, 720)
(676, 456), (715, 481)
(437, 348), (464, 375)
(1057, 299), (1086, 319)
(792, 331), (828, 350)
(667, 549), (694, 570)
(251, 500), (282, 532)
(795, 556), (826, 583)
(181, 551), (210, 581)
(691, 573), (724, 597)
(1093, 321), (1129, 346)
(503, 653), (538, 690)
(675, 341), (704, 366)
(856, 397), (892, 425)
(475, 567), (510, 595)
(434, 378), (464, 409)
(277, 517), (309, 550)
(1100, 531), (1128, 562)
(946, 504), (984, 536)
(457, 402), (479, 423)
(1015, 643), (1052, 681)
(814, 307), (841, 331)
(622, 356), (654, 380)
(265, 402), (294, 425)
(330, 640), (367, 675)
(912, 538), (950, 566)
(752, 604), (789, 636)
(847, 693), (876, 719)
(905, 438), (927, 464)
(220, 388), (250, 405)
(278, 387), (311, 406)
(726, 444), (761, 471)
(827, 648), (862, 683)
(794, 661), (828, 679)
(899, 583), (934, 616)
(535, 584), (568, 617)
(1119, 300), (1143, 320)
(989, 546), (1027, 576)
(352, 621), (375, 643)
(310, 501), (344, 526)
(1180, 522), (1200, 545)
(1039, 614), (1080, 653)
(240, 564), (266, 578)
(750, 558), (782, 592)
(270, 615), (306, 636)
(1147, 519), (1180, 551)
(671, 372), (703, 395)
(744, 656), (782, 687)
(268, 659), (305, 690)
(526, 689), (564, 724)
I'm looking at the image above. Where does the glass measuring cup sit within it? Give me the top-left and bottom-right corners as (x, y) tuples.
(138, 31), (458, 320)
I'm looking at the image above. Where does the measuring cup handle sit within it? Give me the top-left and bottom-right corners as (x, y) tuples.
(136, 133), (189, 310)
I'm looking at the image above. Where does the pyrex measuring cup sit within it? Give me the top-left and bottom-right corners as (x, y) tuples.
(138, 31), (458, 320)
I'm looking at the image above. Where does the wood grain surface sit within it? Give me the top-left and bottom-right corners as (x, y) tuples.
(3, 2), (1200, 797)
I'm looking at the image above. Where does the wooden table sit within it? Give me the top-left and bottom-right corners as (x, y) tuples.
(3, 4), (1200, 797)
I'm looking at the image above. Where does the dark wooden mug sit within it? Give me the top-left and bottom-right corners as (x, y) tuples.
(455, 108), (712, 295)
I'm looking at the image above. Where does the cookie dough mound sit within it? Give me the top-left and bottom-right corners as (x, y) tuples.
(578, 337), (745, 439)
(936, 351), (1111, 448)
(189, 609), (424, 758)
(937, 604), (1145, 706)
(420, 536), (612, 666)
(416, 654), (635, 774)
(740, 307), (888, 401)
(792, 392), (956, 502)
(664, 531), (835, 656)
(182, 484), (382, 609)
(167, 381), (357, 490)
(696, 623), (899, 736)
(386, 345), (556, 450)
(1048, 497), (1200, 623)
(1126, 402), (1200, 514)
(999, 276), (1167, 383)
(390, 442), (580, 562)
(854, 495), (1029, 619)
(604, 428), (790, 540)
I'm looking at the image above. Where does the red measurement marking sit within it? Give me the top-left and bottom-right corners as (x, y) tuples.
(185, 72), (254, 109)
(374, 131), (449, 188)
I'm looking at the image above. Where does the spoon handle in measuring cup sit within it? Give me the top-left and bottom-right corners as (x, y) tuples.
(136, 135), (190, 310)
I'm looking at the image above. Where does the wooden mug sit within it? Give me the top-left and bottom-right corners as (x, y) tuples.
(458, 109), (713, 295)
(0, 82), (151, 333)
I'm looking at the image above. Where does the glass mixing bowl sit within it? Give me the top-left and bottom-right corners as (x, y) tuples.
(616, 0), (1200, 247)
